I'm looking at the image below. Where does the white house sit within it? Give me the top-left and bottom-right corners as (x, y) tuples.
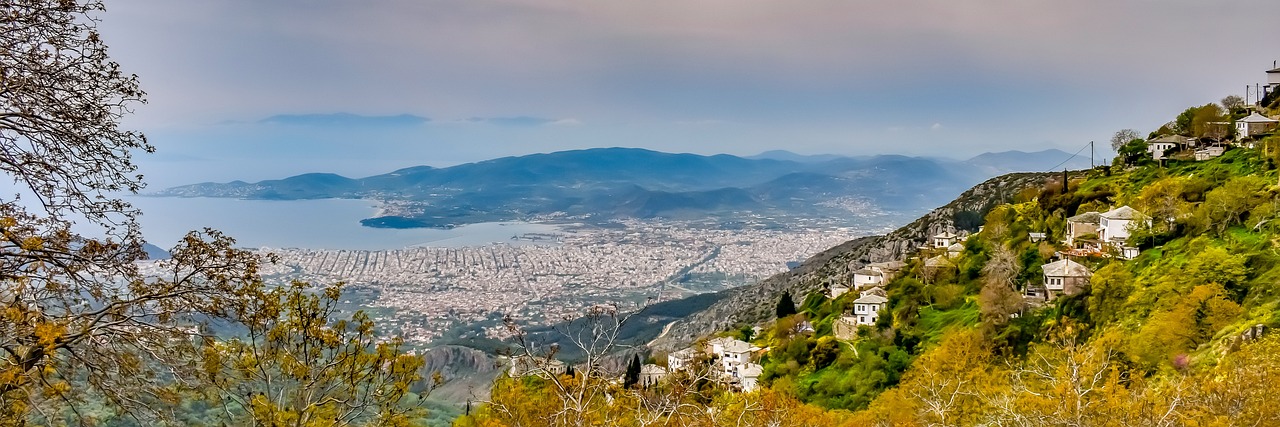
(1099, 205), (1148, 245)
(1037, 258), (1091, 300)
(1195, 145), (1225, 161)
(852, 268), (884, 289)
(738, 363), (763, 392)
(852, 293), (888, 326)
(932, 231), (959, 248)
(707, 337), (758, 379)
(828, 282), (852, 299)
(1268, 65), (1280, 91)
(1146, 135), (1183, 160)
(947, 242), (964, 258)
(639, 364), (667, 387)
(859, 286), (887, 298)
(1236, 112), (1279, 140)
(667, 347), (696, 372)
(508, 355), (567, 378)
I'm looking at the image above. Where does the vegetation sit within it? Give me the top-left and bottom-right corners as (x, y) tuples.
(1, 2), (427, 425)
(464, 100), (1280, 425)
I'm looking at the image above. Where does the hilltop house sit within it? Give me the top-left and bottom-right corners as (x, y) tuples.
(738, 363), (764, 392)
(639, 364), (667, 387)
(867, 260), (906, 279)
(1099, 205), (1148, 258)
(668, 347), (697, 372)
(1065, 211), (1102, 252)
(1269, 66), (1280, 91)
(933, 231), (960, 248)
(1236, 112), (1279, 140)
(1195, 145), (1225, 161)
(1034, 258), (1091, 300)
(508, 355), (567, 378)
(707, 337), (759, 379)
(852, 292), (888, 326)
(1147, 135), (1185, 160)
(828, 282), (852, 299)
(852, 268), (884, 289)
(947, 242), (965, 258)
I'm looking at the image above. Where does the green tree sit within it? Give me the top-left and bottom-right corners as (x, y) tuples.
(1086, 263), (1133, 325)
(199, 281), (426, 426)
(0, 1), (269, 422)
(776, 293), (797, 318)
(1193, 175), (1269, 234)
(623, 355), (641, 389)
(1109, 128), (1142, 151)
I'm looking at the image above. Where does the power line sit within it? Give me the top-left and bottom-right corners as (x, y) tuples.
(1043, 141), (1094, 172)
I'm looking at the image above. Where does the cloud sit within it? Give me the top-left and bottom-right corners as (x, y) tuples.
(931, 123), (943, 131)
(257, 113), (430, 127)
(464, 116), (568, 127)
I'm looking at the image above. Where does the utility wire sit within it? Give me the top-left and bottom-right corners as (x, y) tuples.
(1043, 141), (1094, 172)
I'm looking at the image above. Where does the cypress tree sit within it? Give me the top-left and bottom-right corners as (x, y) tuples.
(624, 354), (641, 388)
(776, 292), (797, 318)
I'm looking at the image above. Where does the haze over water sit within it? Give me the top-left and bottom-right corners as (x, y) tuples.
(127, 196), (563, 251)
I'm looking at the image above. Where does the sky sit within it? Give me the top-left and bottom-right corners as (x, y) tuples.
(93, 0), (1280, 188)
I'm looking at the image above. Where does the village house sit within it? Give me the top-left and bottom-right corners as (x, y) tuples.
(852, 292), (888, 326)
(932, 231), (959, 248)
(1099, 205), (1148, 259)
(867, 260), (906, 280)
(1269, 65), (1280, 91)
(828, 282), (852, 299)
(1195, 145), (1225, 161)
(508, 355), (567, 378)
(1236, 112), (1279, 140)
(1064, 211), (1102, 251)
(1029, 232), (1046, 243)
(667, 347), (697, 372)
(737, 363), (763, 392)
(947, 242), (964, 258)
(706, 337), (759, 379)
(1034, 258), (1091, 300)
(852, 268), (884, 289)
(639, 364), (667, 387)
(1146, 135), (1185, 160)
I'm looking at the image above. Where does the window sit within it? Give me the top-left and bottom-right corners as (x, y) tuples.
(859, 316), (866, 323)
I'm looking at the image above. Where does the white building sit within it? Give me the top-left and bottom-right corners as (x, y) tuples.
(508, 355), (567, 378)
(852, 293), (888, 326)
(1146, 135), (1183, 160)
(1268, 65), (1280, 91)
(1195, 146), (1225, 161)
(932, 231), (959, 248)
(1099, 205), (1148, 246)
(852, 268), (884, 289)
(947, 242), (964, 258)
(738, 363), (763, 392)
(639, 364), (667, 387)
(1236, 112), (1279, 140)
(828, 282), (852, 299)
(667, 347), (696, 372)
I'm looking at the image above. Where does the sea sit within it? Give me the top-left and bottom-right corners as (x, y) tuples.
(125, 196), (564, 251)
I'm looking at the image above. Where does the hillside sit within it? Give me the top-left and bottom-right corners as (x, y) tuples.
(463, 131), (1280, 426)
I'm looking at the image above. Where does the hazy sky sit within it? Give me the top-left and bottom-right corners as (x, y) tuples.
(94, 0), (1280, 187)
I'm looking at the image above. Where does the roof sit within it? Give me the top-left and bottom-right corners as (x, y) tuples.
(947, 242), (965, 251)
(854, 294), (888, 304)
(640, 364), (667, 375)
(670, 348), (697, 359)
(1067, 211), (1101, 223)
(853, 269), (882, 277)
(1101, 205), (1145, 220)
(1238, 112), (1279, 123)
(1268, 67), (1280, 73)
(867, 260), (906, 271)
(722, 339), (755, 354)
(739, 363), (763, 378)
(1042, 258), (1090, 277)
(933, 231), (958, 239)
(1147, 134), (1186, 144)
(860, 286), (887, 297)
(924, 255), (953, 268)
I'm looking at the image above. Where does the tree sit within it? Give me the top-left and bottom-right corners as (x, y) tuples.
(198, 281), (426, 426)
(624, 355), (641, 389)
(1110, 128), (1142, 151)
(0, 2), (282, 421)
(775, 293), (797, 318)
(1221, 94), (1245, 111)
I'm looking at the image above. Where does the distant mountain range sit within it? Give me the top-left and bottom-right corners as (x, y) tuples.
(155, 147), (1092, 228)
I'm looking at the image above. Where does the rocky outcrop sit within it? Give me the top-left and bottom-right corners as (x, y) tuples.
(420, 345), (504, 403)
(648, 172), (1055, 352)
